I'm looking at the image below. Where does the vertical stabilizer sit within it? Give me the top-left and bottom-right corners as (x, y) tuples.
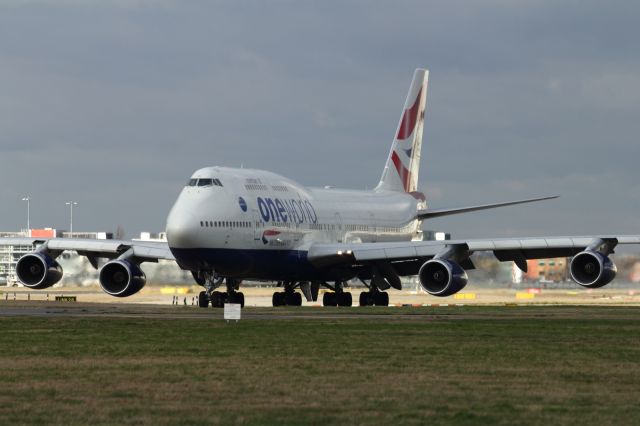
(376, 69), (429, 193)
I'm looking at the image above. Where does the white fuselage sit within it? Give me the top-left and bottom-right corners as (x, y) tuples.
(165, 166), (424, 280)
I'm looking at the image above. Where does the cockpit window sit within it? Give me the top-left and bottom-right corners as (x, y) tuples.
(197, 178), (213, 187)
(187, 178), (222, 187)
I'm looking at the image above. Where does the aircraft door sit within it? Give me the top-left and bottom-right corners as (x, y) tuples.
(252, 209), (262, 244)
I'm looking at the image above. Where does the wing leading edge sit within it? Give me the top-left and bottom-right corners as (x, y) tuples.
(416, 195), (558, 220)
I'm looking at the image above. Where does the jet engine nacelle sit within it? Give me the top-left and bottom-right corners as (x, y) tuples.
(16, 252), (63, 289)
(569, 250), (617, 288)
(418, 259), (468, 297)
(99, 260), (146, 297)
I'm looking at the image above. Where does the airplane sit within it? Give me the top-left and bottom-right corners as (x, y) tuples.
(2, 68), (638, 308)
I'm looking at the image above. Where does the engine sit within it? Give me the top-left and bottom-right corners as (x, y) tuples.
(418, 259), (468, 297)
(99, 260), (146, 297)
(16, 252), (63, 289)
(569, 250), (617, 288)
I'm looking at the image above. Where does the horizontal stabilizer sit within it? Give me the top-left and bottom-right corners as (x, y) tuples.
(416, 195), (558, 220)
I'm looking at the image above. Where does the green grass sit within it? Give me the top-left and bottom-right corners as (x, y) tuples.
(1, 306), (640, 425)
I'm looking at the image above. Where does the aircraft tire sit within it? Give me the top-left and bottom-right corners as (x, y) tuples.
(338, 292), (353, 307)
(198, 291), (209, 308)
(292, 292), (302, 306)
(228, 292), (245, 307)
(323, 292), (336, 307)
(359, 291), (370, 306)
(210, 291), (223, 308)
(285, 292), (303, 306)
(374, 292), (389, 306)
(272, 292), (284, 307)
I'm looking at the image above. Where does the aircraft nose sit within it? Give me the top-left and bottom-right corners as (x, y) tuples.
(166, 204), (198, 248)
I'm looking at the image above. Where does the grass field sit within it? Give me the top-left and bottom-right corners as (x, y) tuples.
(1, 306), (640, 425)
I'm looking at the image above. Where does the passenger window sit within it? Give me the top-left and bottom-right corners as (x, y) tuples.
(198, 178), (213, 187)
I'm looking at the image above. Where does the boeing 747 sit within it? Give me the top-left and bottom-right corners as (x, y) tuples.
(3, 69), (637, 307)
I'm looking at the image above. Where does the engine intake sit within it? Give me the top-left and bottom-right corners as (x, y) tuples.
(16, 253), (63, 289)
(99, 260), (146, 297)
(418, 259), (468, 297)
(570, 251), (617, 288)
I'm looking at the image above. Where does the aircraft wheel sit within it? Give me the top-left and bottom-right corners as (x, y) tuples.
(228, 292), (245, 307)
(210, 291), (223, 308)
(374, 292), (389, 306)
(292, 292), (302, 306)
(285, 292), (302, 306)
(323, 292), (337, 307)
(359, 291), (370, 306)
(338, 292), (353, 307)
(198, 291), (209, 308)
(272, 292), (284, 307)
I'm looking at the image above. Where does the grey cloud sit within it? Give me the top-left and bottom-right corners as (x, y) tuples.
(0, 1), (639, 240)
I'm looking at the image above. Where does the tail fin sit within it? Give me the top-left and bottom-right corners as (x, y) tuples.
(376, 69), (429, 193)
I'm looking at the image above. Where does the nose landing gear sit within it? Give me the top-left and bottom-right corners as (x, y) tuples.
(194, 271), (244, 308)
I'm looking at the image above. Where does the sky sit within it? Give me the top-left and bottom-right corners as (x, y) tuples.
(1, 0), (639, 240)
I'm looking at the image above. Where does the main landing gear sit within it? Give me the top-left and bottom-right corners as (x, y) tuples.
(196, 273), (244, 309)
(357, 278), (389, 306)
(272, 281), (303, 307)
(322, 281), (353, 307)
(358, 289), (389, 306)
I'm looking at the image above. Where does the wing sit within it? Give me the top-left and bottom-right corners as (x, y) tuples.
(307, 235), (640, 292)
(0, 237), (173, 296)
(416, 195), (558, 220)
(0, 237), (173, 264)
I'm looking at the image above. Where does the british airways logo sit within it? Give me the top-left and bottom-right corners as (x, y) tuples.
(262, 229), (280, 245)
(257, 197), (318, 224)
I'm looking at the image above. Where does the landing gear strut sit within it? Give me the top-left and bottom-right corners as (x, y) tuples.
(322, 281), (353, 307)
(272, 281), (303, 307)
(195, 271), (244, 309)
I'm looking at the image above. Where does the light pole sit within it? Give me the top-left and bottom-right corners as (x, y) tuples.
(65, 201), (78, 237)
(21, 196), (30, 234)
